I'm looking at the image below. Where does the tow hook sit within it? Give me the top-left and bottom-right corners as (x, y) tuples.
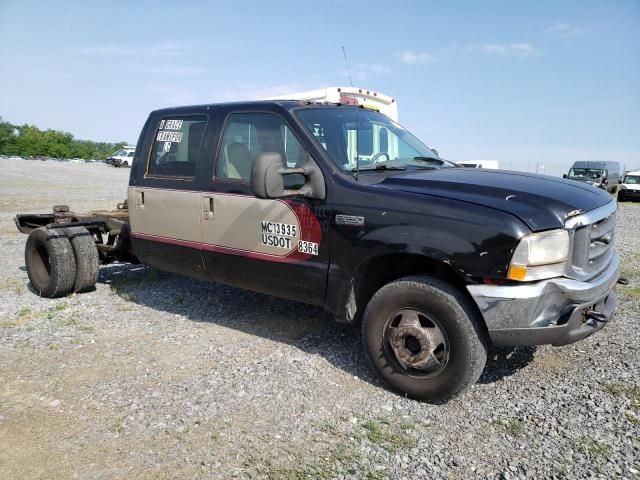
(617, 277), (629, 285)
(585, 310), (608, 323)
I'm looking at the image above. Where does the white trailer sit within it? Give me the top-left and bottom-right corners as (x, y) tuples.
(266, 86), (399, 122)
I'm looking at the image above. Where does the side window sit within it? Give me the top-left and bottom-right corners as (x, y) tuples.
(216, 113), (306, 186)
(147, 115), (207, 178)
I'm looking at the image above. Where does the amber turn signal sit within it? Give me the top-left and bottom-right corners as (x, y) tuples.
(507, 264), (527, 281)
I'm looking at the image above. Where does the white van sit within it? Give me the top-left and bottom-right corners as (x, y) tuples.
(106, 146), (136, 168)
(618, 170), (640, 201)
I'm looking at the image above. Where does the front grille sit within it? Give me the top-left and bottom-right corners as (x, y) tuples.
(566, 209), (616, 280)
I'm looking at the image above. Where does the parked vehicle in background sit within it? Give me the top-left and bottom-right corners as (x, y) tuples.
(105, 146), (136, 168)
(563, 161), (620, 193)
(15, 100), (620, 403)
(458, 160), (500, 169)
(618, 170), (640, 202)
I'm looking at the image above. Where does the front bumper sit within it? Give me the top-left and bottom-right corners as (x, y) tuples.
(619, 189), (640, 199)
(467, 253), (619, 346)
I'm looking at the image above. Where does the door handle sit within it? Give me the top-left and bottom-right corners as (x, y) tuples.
(202, 196), (214, 220)
(136, 190), (145, 209)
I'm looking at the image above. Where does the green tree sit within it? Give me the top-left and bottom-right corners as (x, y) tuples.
(0, 116), (128, 160)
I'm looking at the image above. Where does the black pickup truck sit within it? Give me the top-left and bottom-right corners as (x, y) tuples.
(16, 101), (619, 402)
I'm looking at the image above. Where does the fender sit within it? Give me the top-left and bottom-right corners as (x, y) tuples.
(324, 199), (530, 322)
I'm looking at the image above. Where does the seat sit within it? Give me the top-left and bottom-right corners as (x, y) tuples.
(225, 143), (253, 180)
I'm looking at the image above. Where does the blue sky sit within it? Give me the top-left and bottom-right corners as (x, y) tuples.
(1, 0), (638, 175)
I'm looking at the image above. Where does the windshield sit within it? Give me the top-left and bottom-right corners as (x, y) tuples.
(568, 167), (604, 179)
(623, 175), (640, 184)
(296, 107), (455, 172)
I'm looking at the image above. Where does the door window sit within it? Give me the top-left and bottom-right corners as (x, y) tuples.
(147, 115), (207, 178)
(216, 113), (306, 187)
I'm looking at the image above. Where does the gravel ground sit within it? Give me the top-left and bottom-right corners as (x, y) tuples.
(0, 158), (638, 479)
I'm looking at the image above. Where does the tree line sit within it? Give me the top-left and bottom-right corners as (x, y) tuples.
(0, 117), (128, 160)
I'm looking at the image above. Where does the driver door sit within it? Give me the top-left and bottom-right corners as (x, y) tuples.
(200, 110), (330, 305)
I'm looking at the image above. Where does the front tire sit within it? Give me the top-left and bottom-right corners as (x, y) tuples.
(361, 276), (488, 403)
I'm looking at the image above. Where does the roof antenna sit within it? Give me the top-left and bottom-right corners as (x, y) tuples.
(342, 46), (354, 88)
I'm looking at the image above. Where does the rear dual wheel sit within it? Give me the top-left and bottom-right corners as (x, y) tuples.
(361, 276), (488, 403)
(25, 226), (99, 298)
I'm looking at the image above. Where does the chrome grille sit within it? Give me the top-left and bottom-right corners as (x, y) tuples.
(566, 204), (616, 281)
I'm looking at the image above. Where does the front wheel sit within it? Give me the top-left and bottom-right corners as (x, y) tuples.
(361, 276), (488, 403)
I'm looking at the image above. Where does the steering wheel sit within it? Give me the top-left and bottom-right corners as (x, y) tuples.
(369, 152), (390, 164)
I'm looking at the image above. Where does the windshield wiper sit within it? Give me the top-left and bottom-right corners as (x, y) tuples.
(350, 164), (406, 172)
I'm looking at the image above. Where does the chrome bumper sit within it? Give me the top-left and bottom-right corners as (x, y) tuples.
(467, 253), (619, 346)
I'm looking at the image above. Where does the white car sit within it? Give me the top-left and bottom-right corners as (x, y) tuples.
(106, 146), (136, 168)
(618, 170), (640, 202)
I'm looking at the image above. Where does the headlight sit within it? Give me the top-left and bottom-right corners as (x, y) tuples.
(619, 185), (626, 190)
(507, 229), (569, 281)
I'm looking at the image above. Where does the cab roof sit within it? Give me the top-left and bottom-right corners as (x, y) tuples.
(150, 100), (364, 115)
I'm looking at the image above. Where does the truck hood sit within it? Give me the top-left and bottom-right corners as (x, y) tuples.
(377, 168), (613, 231)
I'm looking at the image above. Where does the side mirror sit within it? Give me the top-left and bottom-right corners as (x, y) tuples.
(251, 152), (326, 200)
(618, 179), (622, 184)
(562, 174), (567, 178)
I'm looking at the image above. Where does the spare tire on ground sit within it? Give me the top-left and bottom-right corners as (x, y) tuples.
(61, 226), (99, 293)
(25, 227), (76, 298)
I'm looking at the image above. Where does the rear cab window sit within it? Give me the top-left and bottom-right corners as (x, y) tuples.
(146, 115), (207, 179)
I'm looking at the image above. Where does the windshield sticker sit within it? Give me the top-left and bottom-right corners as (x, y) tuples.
(156, 130), (184, 143)
(162, 119), (183, 130)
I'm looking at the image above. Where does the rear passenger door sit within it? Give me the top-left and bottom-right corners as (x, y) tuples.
(128, 113), (211, 279)
(200, 110), (329, 305)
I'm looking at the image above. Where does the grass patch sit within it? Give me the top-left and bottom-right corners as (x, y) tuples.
(0, 277), (24, 293)
(604, 383), (626, 396)
(579, 436), (610, 457)
(362, 419), (417, 452)
(493, 418), (526, 436)
(111, 416), (126, 435)
(398, 419), (416, 431)
(245, 442), (360, 480)
(121, 291), (134, 302)
(78, 325), (95, 334)
(604, 383), (640, 406)
(366, 469), (388, 480)
(1, 305), (37, 327)
(626, 412), (640, 425)
(60, 316), (78, 327)
(623, 286), (640, 299)
(17, 305), (33, 317)
(0, 318), (20, 328)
